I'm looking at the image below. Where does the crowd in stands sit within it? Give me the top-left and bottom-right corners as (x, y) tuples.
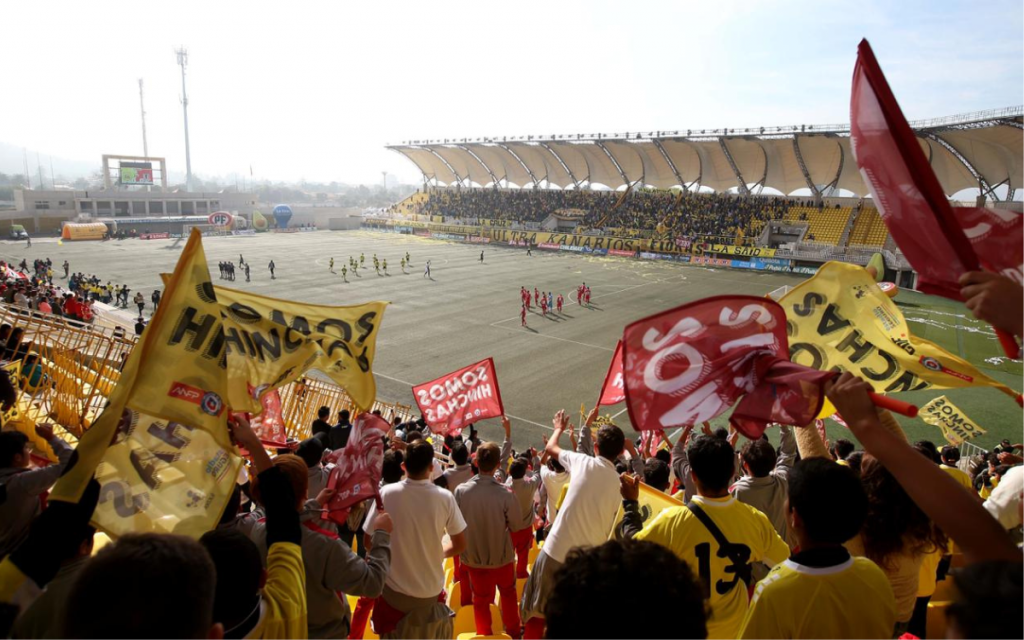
(0, 270), (1022, 639)
(410, 188), (825, 243)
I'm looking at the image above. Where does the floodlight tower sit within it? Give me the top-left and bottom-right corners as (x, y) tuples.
(175, 47), (194, 191)
(139, 78), (149, 158)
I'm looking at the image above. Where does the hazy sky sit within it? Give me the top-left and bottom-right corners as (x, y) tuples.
(2, 0), (1021, 185)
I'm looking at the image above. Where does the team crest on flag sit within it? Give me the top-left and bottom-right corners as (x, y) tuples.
(413, 358), (505, 435)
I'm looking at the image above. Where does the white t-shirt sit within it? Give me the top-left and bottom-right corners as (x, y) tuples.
(365, 478), (467, 598)
(540, 465), (570, 522)
(542, 450), (620, 563)
(984, 465), (1023, 530)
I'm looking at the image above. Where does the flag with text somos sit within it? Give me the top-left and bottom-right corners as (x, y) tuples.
(622, 296), (833, 439)
(413, 358), (505, 436)
(324, 412), (390, 525)
(920, 396), (987, 446)
(597, 340), (626, 406)
(850, 40), (1023, 299)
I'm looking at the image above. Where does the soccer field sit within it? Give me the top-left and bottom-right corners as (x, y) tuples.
(2, 230), (1019, 452)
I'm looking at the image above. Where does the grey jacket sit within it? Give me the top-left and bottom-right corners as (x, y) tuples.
(0, 436), (73, 558)
(454, 474), (517, 568)
(730, 425), (796, 548)
(239, 515), (391, 639)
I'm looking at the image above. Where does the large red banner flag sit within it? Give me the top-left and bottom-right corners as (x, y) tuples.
(622, 296), (834, 439)
(324, 412), (390, 525)
(597, 340), (626, 406)
(850, 39), (1020, 357)
(413, 357), (505, 435)
(250, 388), (288, 448)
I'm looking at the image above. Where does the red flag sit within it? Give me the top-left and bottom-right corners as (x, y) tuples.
(413, 357), (505, 436)
(597, 340), (626, 406)
(850, 39), (1021, 358)
(324, 412), (390, 525)
(622, 296), (832, 439)
(250, 389), (288, 448)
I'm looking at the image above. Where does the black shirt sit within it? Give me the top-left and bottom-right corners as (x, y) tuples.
(328, 422), (352, 451)
(311, 419), (332, 439)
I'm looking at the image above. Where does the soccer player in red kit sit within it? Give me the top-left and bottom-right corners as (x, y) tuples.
(521, 303), (527, 327)
(584, 286), (591, 305)
(556, 294), (563, 313)
(540, 294), (547, 316)
(534, 288), (539, 306)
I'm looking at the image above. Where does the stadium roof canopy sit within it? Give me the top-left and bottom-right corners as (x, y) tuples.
(387, 106), (1023, 199)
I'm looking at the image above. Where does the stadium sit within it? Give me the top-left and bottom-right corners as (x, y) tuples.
(0, 11), (1022, 640)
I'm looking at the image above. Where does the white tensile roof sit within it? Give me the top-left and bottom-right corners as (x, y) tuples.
(388, 107), (1023, 197)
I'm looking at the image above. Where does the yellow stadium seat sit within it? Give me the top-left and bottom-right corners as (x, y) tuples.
(444, 567), (454, 588)
(526, 546), (540, 569)
(496, 578), (527, 610)
(452, 605), (504, 638)
(345, 594), (379, 640)
(444, 556), (455, 574)
(446, 580), (465, 612)
(457, 635), (512, 640)
(932, 576), (955, 602)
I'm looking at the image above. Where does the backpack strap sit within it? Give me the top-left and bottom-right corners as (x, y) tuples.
(686, 500), (753, 589)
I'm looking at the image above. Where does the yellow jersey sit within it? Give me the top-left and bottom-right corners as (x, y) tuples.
(634, 495), (790, 640)
(940, 464), (973, 493)
(738, 556), (896, 639)
(917, 546), (943, 598)
(246, 542), (308, 639)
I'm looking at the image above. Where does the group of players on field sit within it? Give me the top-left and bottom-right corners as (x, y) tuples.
(519, 283), (591, 326)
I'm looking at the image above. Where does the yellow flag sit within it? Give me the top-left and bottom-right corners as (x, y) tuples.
(161, 276), (388, 410)
(780, 261), (1019, 401)
(52, 230), (242, 538)
(607, 481), (683, 539)
(920, 396), (987, 446)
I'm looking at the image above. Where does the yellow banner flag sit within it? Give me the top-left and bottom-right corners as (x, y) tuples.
(780, 261), (1019, 401)
(160, 276), (388, 411)
(52, 230), (242, 538)
(607, 481), (683, 539)
(920, 396), (987, 446)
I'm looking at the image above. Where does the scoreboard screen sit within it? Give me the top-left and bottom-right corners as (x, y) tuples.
(119, 161), (154, 185)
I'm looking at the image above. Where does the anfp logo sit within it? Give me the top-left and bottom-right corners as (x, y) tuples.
(208, 212), (233, 227)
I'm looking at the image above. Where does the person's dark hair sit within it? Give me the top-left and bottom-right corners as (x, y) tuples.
(218, 484), (243, 526)
(914, 440), (941, 464)
(940, 445), (961, 464)
(199, 529), (263, 635)
(509, 458), (527, 480)
(547, 457), (565, 474)
(476, 442), (501, 474)
(250, 455), (308, 510)
(0, 430), (29, 467)
(643, 458), (671, 492)
(687, 434), (735, 493)
(545, 540), (707, 639)
(451, 442), (469, 465)
(860, 456), (947, 570)
(64, 533), (217, 638)
(337, 409), (350, 424)
(832, 438), (855, 461)
(296, 436), (325, 468)
(406, 430), (423, 443)
(712, 427), (729, 440)
(317, 405), (330, 419)
(740, 439), (776, 478)
(595, 424), (625, 460)
(654, 448), (671, 465)
(947, 561), (1023, 639)
(845, 450), (864, 477)
(405, 440), (435, 477)
(0, 370), (16, 410)
(788, 458), (866, 544)
(993, 464), (1012, 479)
(382, 450), (405, 484)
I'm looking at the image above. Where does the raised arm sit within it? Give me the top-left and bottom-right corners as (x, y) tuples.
(545, 410), (570, 461)
(828, 372), (1020, 564)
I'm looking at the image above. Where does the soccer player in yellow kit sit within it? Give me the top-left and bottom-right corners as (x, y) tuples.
(738, 458), (896, 639)
(624, 435), (790, 639)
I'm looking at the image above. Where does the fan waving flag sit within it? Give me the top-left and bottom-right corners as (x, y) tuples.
(622, 296), (833, 439)
(850, 39), (1021, 358)
(413, 358), (505, 435)
(324, 412), (390, 525)
(597, 340), (626, 406)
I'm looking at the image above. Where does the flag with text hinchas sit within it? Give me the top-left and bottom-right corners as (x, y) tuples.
(324, 412), (391, 525)
(920, 396), (987, 446)
(622, 296), (831, 439)
(597, 340), (626, 406)
(51, 229), (242, 539)
(414, 357), (505, 435)
(161, 275), (389, 410)
(850, 39), (1022, 299)
(779, 261), (1019, 402)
